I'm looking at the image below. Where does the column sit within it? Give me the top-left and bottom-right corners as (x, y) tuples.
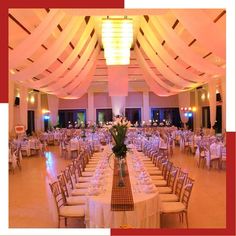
(35, 92), (43, 131)
(87, 92), (94, 122)
(19, 85), (28, 129)
(208, 80), (216, 133)
(142, 91), (150, 122)
(221, 77), (226, 133)
(194, 89), (201, 130)
(9, 80), (15, 135)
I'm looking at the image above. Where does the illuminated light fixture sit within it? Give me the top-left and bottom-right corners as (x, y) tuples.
(102, 17), (133, 65)
(192, 107), (197, 112)
(201, 93), (206, 101)
(42, 109), (50, 114)
(10, 69), (15, 75)
(44, 115), (50, 120)
(30, 95), (35, 104)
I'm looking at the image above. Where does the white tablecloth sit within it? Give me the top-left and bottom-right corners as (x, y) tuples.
(85, 147), (160, 228)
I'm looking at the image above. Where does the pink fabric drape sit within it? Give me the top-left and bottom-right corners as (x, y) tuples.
(178, 91), (190, 124)
(47, 94), (59, 126)
(149, 16), (225, 76)
(60, 45), (100, 98)
(45, 33), (97, 93)
(9, 10), (65, 69)
(208, 79), (217, 128)
(171, 9), (225, 59)
(11, 17), (84, 82)
(108, 66), (128, 96)
(33, 19), (94, 88)
(135, 46), (178, 96)
(140, 18), (206, 83)
(137, 33), (195, 88)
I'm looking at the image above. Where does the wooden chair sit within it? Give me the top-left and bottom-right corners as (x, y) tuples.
(49, 181), (85, 228)
(159, 170), (188, 202)
(160, 177), (194, 228)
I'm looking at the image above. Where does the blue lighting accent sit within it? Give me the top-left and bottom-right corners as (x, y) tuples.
(44, 115), (50, 120)
(188, 113), (193, 117)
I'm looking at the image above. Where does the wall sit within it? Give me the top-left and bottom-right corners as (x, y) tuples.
(58, 93), (88, 109)
(126, 92), (143, 107)
(149, 92), (179, 108)
(94, 92), (112, 108)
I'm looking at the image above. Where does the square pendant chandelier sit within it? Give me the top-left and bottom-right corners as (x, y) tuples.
(102, 17), (133, 65)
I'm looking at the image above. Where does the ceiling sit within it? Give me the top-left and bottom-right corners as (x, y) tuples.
(8, 9), (226, 99)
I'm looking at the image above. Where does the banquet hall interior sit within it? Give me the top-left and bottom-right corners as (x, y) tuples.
(8, 8), (226, 229)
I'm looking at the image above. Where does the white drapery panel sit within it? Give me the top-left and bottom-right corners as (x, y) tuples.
(149, 16), (225, 76)
(178, 91), (190, 124)
(137, 33), (195, 88)
(208, 79), (217, 128)
(9, 10), (65, 69)
(139, 18), (206, 83)
(60, 45), (100, 99)
(33, 19), (94, 88)
(134, 46), (179, 96)
(11, 17), (84, 82)
(171, 9), (225, 59)
(108, 66), (128, 96)
(111, 96), (126, 116)
(54, 35), (98, 94)
(47, 94), (59, 126)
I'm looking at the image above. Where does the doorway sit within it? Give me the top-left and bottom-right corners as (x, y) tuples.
(125, 108), (141, 125)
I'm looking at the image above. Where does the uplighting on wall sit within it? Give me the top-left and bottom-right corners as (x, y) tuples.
(30, 95), (35, 104)
(102, 17), (133, 65)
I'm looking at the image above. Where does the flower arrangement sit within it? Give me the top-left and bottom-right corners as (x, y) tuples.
(109, 117), (131, 159)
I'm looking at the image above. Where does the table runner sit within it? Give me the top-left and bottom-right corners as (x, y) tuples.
(111, 159), (134, 211)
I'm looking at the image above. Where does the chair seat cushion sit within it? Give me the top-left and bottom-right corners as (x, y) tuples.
(151, 175), (164, 180)
(71, 188), (87, 196)
(82, 172), (93, 177)
(159, 194), (178, 202)
(78, 176), (92, 182)
(75, 182), (90, 189)
(148, 170), (162, 175)
(153, 180), (167, 187)
(60, 205), (85, 217)
(85, 167), (96, 172)
(160, 202), (185, 213)
(66, 196), (86, 205)
(157, 186), (172, 194)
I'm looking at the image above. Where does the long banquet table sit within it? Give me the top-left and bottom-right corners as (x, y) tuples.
(85, 145), (160, 228)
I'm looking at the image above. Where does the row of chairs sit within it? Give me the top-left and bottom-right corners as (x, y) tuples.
(49, 144), (100, 228)
(142, 143), (194, 228)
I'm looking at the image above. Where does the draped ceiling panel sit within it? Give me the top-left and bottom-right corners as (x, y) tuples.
(8, 9), (226, 99)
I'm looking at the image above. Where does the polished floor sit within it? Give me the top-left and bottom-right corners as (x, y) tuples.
(9, 145), (226, 228)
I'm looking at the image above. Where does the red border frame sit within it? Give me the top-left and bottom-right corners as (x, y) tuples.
(1, 0), (235, 235)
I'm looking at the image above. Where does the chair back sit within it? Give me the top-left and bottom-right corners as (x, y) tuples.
(174, 170), (188, 200)
(181, 181), (194, 209)
(49, 181), (66, 215)
(167, 166), (178, 192)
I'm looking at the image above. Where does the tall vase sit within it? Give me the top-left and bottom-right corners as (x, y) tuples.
(117, 158), (125, 187)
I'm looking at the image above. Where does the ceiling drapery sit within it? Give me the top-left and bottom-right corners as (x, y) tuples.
(33, 19), (95, 89)
(134, 46), (177, 96)
(171, 9), (226, 59)
(9, 9), (65, 69)
(8, 9), (226, 99)
(149, 16), (225, 76)
(139, 18), (206, 83)
(10, 16), (84, 82)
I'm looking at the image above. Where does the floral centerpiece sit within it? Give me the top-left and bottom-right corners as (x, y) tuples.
(109, 117), (131, 159)
(109, 116), (131, 187)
